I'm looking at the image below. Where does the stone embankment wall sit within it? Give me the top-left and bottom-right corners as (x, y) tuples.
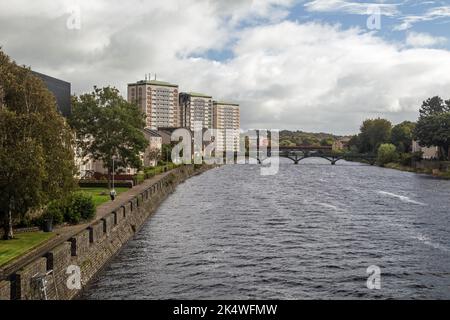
(0, 165), (212, 300)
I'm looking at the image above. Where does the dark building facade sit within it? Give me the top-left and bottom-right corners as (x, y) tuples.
(33, 71), (71, 117)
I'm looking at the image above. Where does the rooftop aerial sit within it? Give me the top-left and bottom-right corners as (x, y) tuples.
(130, 79), (178, 88)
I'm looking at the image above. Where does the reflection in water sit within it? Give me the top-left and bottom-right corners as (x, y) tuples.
(84, 159), (450, 299)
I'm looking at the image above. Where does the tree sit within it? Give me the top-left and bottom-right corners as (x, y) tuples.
(161, 144), (173, 162)
(358, 118), (392, 153)
(414, 111), (450, 160)
(320, 138), (333, 146)
(0, 50), (76, 239)
(377, 143), (398, 166)
(147, 148), (161, 167)
(419, 96), (450, 118)
(391, 121), (416, 153)
(70, 87), (148, 187)
(347, 135), (361, 152)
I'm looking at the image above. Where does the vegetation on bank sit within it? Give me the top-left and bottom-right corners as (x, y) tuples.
(0, 49), (77, 239)
(347, 96), (450, 176)
(0, 232), (55, 266)
(280, 130), (342, 147)
(0, 49), (153, 240)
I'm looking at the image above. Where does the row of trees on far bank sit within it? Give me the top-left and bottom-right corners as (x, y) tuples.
(349, 96), (450, 164)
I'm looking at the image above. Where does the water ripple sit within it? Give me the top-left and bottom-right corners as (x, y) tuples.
(84, 160), (450, 300)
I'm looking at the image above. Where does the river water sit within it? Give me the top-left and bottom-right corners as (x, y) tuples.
(84, 159), (450, 299)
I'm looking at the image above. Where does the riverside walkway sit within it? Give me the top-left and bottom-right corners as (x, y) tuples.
(0, 169), (174, 281)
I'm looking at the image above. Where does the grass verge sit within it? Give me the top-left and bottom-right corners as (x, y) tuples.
(0, 232), (55, 267)
(80, 187), (129, 207)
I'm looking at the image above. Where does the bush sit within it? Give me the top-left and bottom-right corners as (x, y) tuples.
(68, 192), (96, 222)
(63, 206), (82, 224)
(399, 153), (413, 166)
(43, 200), (65, 226)
(133, 173), (145, 185)
(38, 192), (95, 226)
(377, 143), (398, 166)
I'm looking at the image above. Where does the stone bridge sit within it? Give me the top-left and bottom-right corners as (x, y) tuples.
(258, 146), (376, 165)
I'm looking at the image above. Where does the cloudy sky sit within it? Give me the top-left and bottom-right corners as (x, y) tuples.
(2, 0), (450, 134)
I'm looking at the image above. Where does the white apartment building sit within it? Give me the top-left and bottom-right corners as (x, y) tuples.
(128, 80), (180, 129)
(179, 92), (213, 129)
(213, 101), (240, 152)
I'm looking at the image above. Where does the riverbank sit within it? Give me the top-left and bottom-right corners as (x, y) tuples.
(0, 164), (214, 300)
(384, 162), (450, 179)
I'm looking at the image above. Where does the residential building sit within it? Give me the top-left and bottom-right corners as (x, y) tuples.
(332, 137), (351, 152)
(127, 79), (180, 129)
(158, 127), (178, 145)
(412, 140), (439, 160)
(1, 71), (71, 117)
(213, 101), (240, 152)
(179, 92), (213, 129)
(142, 128), (162, 167)
(76, 129), (162, 179)
(33, 71), (71, 117)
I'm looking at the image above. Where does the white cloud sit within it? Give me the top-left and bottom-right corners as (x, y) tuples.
(2, 0), (450, 134)
(406, 31), (447, 48)
(304, 0), (400, 16)
(396, 5), (450, 30)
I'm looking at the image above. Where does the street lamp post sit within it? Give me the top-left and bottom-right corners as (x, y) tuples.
(110, 155), (117, 201)
(112, 156), (115, 191)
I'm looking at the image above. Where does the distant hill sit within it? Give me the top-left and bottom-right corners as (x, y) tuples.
(279, 130), (350, 147)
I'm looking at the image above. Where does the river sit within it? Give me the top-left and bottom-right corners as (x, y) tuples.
(83, 159), (450, 299)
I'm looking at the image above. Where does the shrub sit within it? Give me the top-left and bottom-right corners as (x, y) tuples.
(377, 143), (398, 166)
(63, 206), (82, 224)
(133, 173), (145, 185)
(399, 153), (413, 166)
(43, 200), (65, 226)
(69, 192), (96, 221)
(33, 192), (96, 227)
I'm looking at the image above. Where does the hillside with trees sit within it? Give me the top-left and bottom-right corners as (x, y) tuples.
(280, 130), (346, 147)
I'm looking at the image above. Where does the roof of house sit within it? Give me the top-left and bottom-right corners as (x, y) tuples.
(213, 100), (239, 106)
(188, 92), (212, 98)
(143, 128), (162, 137)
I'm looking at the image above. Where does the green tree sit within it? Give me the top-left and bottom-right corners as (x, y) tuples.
(347, 135), (360, 152)
(320, 138), (333, 146)
(0, 50), (76, 239)
(377, 143), (398, 166)
(391, 121), (416, 153)
(358, 118), (392, 153)
(419, 96), (450, 118)
(161, 144), (173, 162)
(414, 100), (450, 160)
(70, 86), (148, 187)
